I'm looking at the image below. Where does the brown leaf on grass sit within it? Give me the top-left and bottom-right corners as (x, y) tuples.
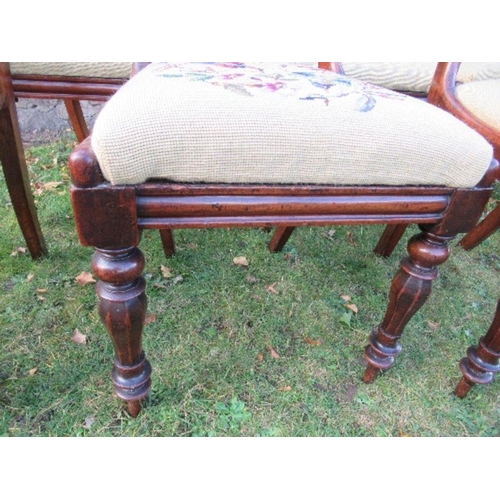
(266, 283), (279, 294)
(144, 314), (157, 325)
(398, 429), (410, 437)
(246, 274), (258, 283)
(340, 294), (351, 302)
(33, 181), (63, 196)
(72, 329), (87, 345)
(28, 367), (38, 376)
(36, 295), (46, 302)
(11, 247), (27, 257)
(345, 303), (359, 314)
(233, 256), (249, 267)
(278, 386), (292, 392)
(160, 265), (172, 278)
(27, 273), (34, 282)
(269, 346), (281, 358)
(346, 231), (357, 246)
(75, 271), (96, 286)
(304, 336), (322, 346)
(426, 321), (439, 331)
(257, 353), (263, 362)
(36, 288), (47, 294)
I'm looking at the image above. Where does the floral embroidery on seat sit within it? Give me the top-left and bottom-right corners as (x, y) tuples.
(151, 62), (406, 112)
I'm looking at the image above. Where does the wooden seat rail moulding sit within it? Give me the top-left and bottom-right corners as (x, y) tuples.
(135, 192), (451, 229)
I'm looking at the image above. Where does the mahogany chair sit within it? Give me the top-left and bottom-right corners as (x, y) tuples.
(0, 62), (133, 259)
(1, 63), (46, 258)
(455, 298), (500, 397)
(375, 62), (500, 258)
(68, 62), (498, 416)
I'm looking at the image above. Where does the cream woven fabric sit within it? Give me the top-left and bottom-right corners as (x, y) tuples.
(342, 62), (500, 93)
(10, 62), (132, 79)
(91, 62), (493, 187)
(456, 79), (500, 133)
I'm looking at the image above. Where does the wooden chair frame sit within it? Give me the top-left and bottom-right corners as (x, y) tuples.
(375, 62), (500, 257)
(0, 62), (130, 259)
(69, 124), (499, 414)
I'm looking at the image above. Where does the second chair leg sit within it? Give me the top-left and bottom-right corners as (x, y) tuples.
(64, 99), (89, 143)
(374, 224), (409, 258)
(363, 224), (454, 382)
(455, 298), (500, 397)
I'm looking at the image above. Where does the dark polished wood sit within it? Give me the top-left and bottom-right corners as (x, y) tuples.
(0, 63), (133, 257)
(0, 63), (46, 259)
(68, 130), (498, 415)
(375, 62), (500, 257)
(92, 246), (152, 416)
(455, 299), (500, 397)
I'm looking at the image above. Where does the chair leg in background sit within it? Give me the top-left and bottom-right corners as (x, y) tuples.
(92, 246), (152, 417)
(0, 64), (47, 259)
(363, 224), (454, 382)
(374, 224), (409, 258)
(459, 203), (500, 250)
(268, 226), (296, 253)
(455, 299), (500, 397)
(64, 99), (89, 143)
(159, 229), (176, 257)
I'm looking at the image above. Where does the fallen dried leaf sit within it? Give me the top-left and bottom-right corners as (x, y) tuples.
(160, 265), (172, 278)
(75, 271), (96, 286)
(278, 386), (292, 391)
(398, 429), (410, 437)
(36, 295), (46, 302)
(346, 231), (357, 246)
(83, 417), (95, 429)
(269, 346), (280, 358)
(233, 256), (249, 267)
(144, 314), (157, 325)
(426, 321), (439, 331)
(346, 303), (359, 314)
(36, 288), (48, 293)
(72, 329), (87, 345)
(246, 274), (258, 283)
(340, 294), (351, 302)
(172, 275), (183, 285)
(43, 181), (63, 191)
(11, 247), (27, 257)
(304, 336), (322, 346)
(266, 283), (278, 294)
(28, 367), (38, 376)
(27, 273), (34, 282)
(257, 353), (263, 362)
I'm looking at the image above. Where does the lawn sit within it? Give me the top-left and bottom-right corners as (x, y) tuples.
(1, 134), (499, 437)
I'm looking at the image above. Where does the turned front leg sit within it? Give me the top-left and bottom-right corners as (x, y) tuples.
(363, 227), (454, 383)
(455, 299), (500, 397)
(92, 247), (152, 416)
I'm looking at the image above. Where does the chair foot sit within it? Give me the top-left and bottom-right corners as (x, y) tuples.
(92, 246), (152, 417)
(364, 225), (453, 381)
(459, 203), (500, 250)
(454, 299), (500, 397)
(374, 224), (409, 258)
(268, 226), (296, 252)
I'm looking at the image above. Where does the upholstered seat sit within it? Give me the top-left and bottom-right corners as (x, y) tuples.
(455, 79), (500, 133)
(342, 62), (500, 95)
(91, 62), (492, 188)
(10, 62), (132, 79)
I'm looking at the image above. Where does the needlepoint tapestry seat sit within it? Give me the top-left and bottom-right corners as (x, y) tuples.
(90, 63), (492, 188)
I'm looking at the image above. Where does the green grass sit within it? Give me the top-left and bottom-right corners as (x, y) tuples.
(1, 134), (499, 436)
